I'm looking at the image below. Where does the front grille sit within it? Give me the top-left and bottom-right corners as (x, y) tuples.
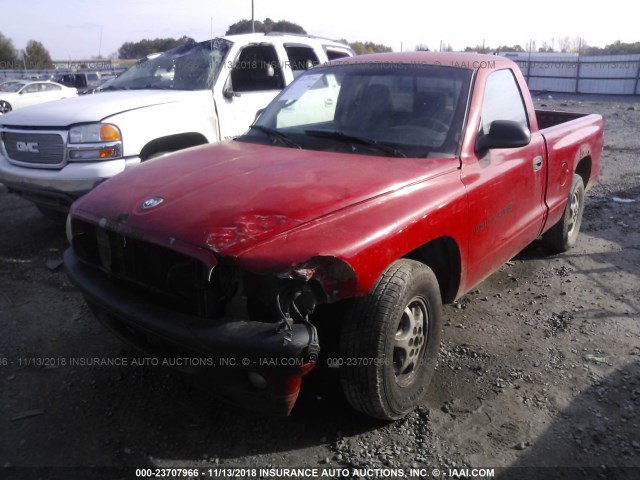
(2, 131), (64, 165)
(72, 220), (225, 318)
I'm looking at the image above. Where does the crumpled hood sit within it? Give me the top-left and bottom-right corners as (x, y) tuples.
(72, 141), (455, 257)
(0, 90), (207, 127)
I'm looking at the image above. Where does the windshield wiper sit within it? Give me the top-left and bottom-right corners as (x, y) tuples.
(304, 129), (406, 157)
(249, 125), (302, 149)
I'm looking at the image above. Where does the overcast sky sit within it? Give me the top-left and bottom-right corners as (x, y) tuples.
(1, 0), (637, 59)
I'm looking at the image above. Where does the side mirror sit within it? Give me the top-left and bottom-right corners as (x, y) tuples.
(475, 120), (531, 152)
(265, 64), (275, 77)
(223, 86), (241, 99)
(250, 63), (275, 81)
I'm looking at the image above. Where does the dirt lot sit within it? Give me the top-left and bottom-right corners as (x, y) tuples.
(1, 94), (639, 480)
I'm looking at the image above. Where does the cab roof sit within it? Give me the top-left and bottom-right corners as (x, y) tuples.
(330, 51), (517, 71)
(221, 32), (352, 49)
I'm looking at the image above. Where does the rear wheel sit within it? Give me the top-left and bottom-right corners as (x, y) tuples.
(0, 100), (12, 114)
(340, 259), (442, 420)
(541, 174), (585, 252)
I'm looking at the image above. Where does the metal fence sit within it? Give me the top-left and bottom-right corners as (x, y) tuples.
(500, 53), (640, 95)
(0, 60), (129, 82)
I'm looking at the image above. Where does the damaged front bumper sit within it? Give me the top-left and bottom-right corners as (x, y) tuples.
(64, 248), (316, 416)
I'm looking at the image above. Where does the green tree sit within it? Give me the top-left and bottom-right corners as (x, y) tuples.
(495, 44), (525, 53)
(464, 44), (525, 53)
(464, 45), (492, 54)
(598, 40), (640, 55)
(0, 32), (18, 66)
(23, 40), (54, 69)
(415, 44), (430, 52)
(225, 19), (255, 34)
(118, 36), (195, 59)
(225, 18), (306, 35)
(584, 45), (604, 55)
(347, 41), (392, 55)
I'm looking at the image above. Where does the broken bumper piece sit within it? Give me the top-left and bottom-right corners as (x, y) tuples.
(64, 249), (315, 416)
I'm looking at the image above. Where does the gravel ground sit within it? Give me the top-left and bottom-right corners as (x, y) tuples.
(0, 93), (639, 480)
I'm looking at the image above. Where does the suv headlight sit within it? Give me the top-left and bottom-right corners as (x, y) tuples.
(68, 123), (122, 160)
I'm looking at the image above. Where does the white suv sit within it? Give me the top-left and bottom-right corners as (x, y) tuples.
(0, 33), (353, 216)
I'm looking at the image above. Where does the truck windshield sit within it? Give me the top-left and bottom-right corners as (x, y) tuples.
(242, 63), (472, 158)
(100, 39), (231, 91)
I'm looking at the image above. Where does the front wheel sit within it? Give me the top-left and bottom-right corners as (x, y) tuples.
(541, 174), (585, 252)
(339, 259), (442, 420)
(0, 100), (12, 115)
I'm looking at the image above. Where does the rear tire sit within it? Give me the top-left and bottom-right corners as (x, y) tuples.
(541, 174), (585, 252)
(339, 259), (442, 420)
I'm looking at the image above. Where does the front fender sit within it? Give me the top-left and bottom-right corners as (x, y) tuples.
(107, 92), (219, 156)
(234, 166), (469, 298)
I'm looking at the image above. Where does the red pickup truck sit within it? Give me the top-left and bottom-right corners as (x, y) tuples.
(64, 52), (604, 420)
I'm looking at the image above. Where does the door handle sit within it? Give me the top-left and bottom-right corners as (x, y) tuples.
(533, 155), (543, 171)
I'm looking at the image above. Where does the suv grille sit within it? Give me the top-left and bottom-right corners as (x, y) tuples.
(2, 131), (64, 165)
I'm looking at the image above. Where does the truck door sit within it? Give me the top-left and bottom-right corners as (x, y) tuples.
(217, 44), (286, 140)
(462, 68), (547, 281)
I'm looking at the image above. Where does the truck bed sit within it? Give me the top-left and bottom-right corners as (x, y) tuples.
(535, 109), (588, 130)
(537, 109), (604, 235)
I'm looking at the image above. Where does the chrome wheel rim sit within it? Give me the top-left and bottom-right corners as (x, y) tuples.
(567, 190), (580, 236)
(394, 296), (428, 387)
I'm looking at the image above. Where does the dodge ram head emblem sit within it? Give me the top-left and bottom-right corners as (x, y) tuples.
(141, 196), (164, 209)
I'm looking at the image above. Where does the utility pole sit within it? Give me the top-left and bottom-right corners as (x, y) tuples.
(251, 0), (255, 33)
(98, 25), (103, 58)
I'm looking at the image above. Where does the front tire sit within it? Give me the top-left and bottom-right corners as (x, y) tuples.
(340, 259), (442, 420)
(0, 100), (12, 115)
(541, 174), (585, 252)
